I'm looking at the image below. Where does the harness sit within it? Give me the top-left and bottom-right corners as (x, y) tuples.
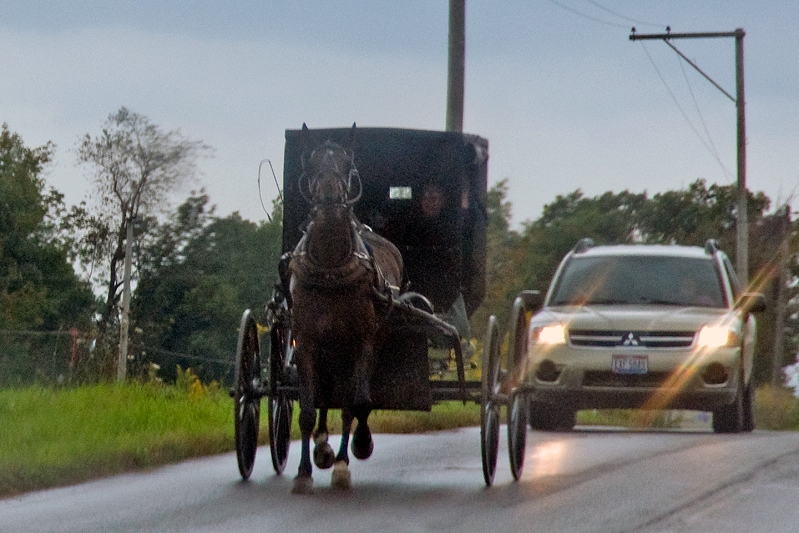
(285, 220), (395, 301)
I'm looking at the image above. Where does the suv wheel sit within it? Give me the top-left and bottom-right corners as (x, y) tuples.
(741, 378), (755, 432)
(712, 370), (744, 434)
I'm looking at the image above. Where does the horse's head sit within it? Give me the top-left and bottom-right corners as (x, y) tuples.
(300, 124), (362, 207)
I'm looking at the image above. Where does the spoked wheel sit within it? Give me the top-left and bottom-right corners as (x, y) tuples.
(506, 295), (530, 480)
(508, 391), (528, 480)
(481, 315), (501, 486)
(268, 397), (292, 474)
(234, 309), (262, 480)
(268, 313), (293, 474)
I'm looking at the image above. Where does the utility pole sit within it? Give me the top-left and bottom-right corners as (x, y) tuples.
(117, 216), (134, 382)
(446, 0), (465, 132)
(630, 28), (748, 285)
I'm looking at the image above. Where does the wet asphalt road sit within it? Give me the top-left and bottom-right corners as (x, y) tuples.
(3, 426), (799, 533)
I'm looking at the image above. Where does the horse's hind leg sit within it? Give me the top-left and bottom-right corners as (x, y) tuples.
(331, 408), (354, 490)
(351, 408), (374, 460)
(351, 342), (374, 460)
(313, 407), (335, 469)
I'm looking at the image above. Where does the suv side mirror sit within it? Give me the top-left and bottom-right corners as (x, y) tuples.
(737, 292), (767, 314)
(519, 289), (542, 312)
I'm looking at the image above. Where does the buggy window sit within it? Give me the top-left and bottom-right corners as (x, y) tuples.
(550, 255), (725, 308)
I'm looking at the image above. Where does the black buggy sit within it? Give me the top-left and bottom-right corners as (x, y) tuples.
(232, 127), (533, 486)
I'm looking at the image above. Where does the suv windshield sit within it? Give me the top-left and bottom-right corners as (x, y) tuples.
(549, 255), (726, 308)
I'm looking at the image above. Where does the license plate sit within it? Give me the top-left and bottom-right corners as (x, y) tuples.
(612, 354), (648, 375)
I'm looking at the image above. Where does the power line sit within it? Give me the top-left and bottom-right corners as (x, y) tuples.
(545, 0), (664, 30)
(582, 0), (664, 29)
(639, 41), (734, 183)
(135, 343), (234, 368)
(545, 0), (629, 28)
(676, 54), (734, 181)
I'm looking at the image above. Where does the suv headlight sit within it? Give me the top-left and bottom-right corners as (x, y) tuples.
(697, 325), (738, 348)
(535, 324), (566, 345)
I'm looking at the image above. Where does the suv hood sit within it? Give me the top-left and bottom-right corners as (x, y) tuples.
(538, 305), (732, 331)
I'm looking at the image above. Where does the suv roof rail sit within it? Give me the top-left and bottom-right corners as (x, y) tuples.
(573, 238), (595, 253)
(704, 239), (721, 255)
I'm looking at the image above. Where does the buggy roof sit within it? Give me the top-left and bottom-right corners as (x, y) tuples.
(282, 126), (488, 317)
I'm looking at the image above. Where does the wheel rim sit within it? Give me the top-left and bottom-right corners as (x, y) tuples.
(235, 400), (259, 477)
(482, 402), (499, 485)
(481, 316), (501, 486)
(267, 314), (293, 475)
(508, 392), (527, 480)
(234, 311), (261, 480)
(269, 396), (292, 474)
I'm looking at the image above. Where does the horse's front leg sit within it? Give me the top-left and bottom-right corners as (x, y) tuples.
(331, 408), (355, 490)
(292, 361), (316, 495)
(313, 407), (335, 469)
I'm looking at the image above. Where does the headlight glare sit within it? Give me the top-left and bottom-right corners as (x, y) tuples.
(537, 324), (566, 345)
(697, 325), (732, 348)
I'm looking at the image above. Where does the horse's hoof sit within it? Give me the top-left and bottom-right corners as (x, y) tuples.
(351, 435), (374, 460)
(314, 442), (335, 469)
(292, 475), (314, 495)
(331, 461), (352, 490)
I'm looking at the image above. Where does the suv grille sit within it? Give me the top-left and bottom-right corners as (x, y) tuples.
(583, 371), (672, 387)
(569, 330), (695, 348)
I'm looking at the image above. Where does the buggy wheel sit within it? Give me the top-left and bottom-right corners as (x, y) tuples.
(481, 315), (501, 486)
(507, 295), (530, 383)
(268, 396), (292, 474)
(508, 391), (527, 480)
(234, 310), (262, 480)
(268, 314), (293, 474)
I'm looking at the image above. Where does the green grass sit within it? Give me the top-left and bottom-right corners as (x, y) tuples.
(0, 381), (234, 497)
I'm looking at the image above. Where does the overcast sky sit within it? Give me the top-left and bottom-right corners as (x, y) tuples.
(2, 1), (797, 228)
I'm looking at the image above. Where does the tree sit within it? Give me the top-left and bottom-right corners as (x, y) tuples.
(470, 179), (521, 340)
(638, 178), (770, 251)
(75, 108), (211, 356)
(0, 123), (95, 332)
(0, 124), (96, 385)
(130, 194), (283, 383)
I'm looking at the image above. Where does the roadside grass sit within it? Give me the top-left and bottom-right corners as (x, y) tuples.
(754, 384), (799, 430)
(577, 408), (691, 429)
(2, 377), (797, 498)
(0, 378), (233, 498)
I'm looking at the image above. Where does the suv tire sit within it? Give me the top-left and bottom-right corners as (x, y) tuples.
(712, 370), (744, 433)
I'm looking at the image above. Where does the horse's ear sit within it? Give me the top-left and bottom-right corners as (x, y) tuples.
(347, 122), (357, 151)
(301, 123), (310, 169)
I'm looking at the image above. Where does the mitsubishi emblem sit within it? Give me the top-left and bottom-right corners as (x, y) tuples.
(622, 332), (639, 346)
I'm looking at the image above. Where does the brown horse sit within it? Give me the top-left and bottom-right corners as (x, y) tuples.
(287, 125), (404, 493)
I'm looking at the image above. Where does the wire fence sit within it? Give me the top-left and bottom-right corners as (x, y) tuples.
(0, 330), (236, 388)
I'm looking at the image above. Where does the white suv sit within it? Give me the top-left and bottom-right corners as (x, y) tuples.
(523, 238), (766, 433)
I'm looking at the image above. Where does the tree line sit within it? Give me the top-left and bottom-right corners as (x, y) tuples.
(1, 109), (796, 387)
